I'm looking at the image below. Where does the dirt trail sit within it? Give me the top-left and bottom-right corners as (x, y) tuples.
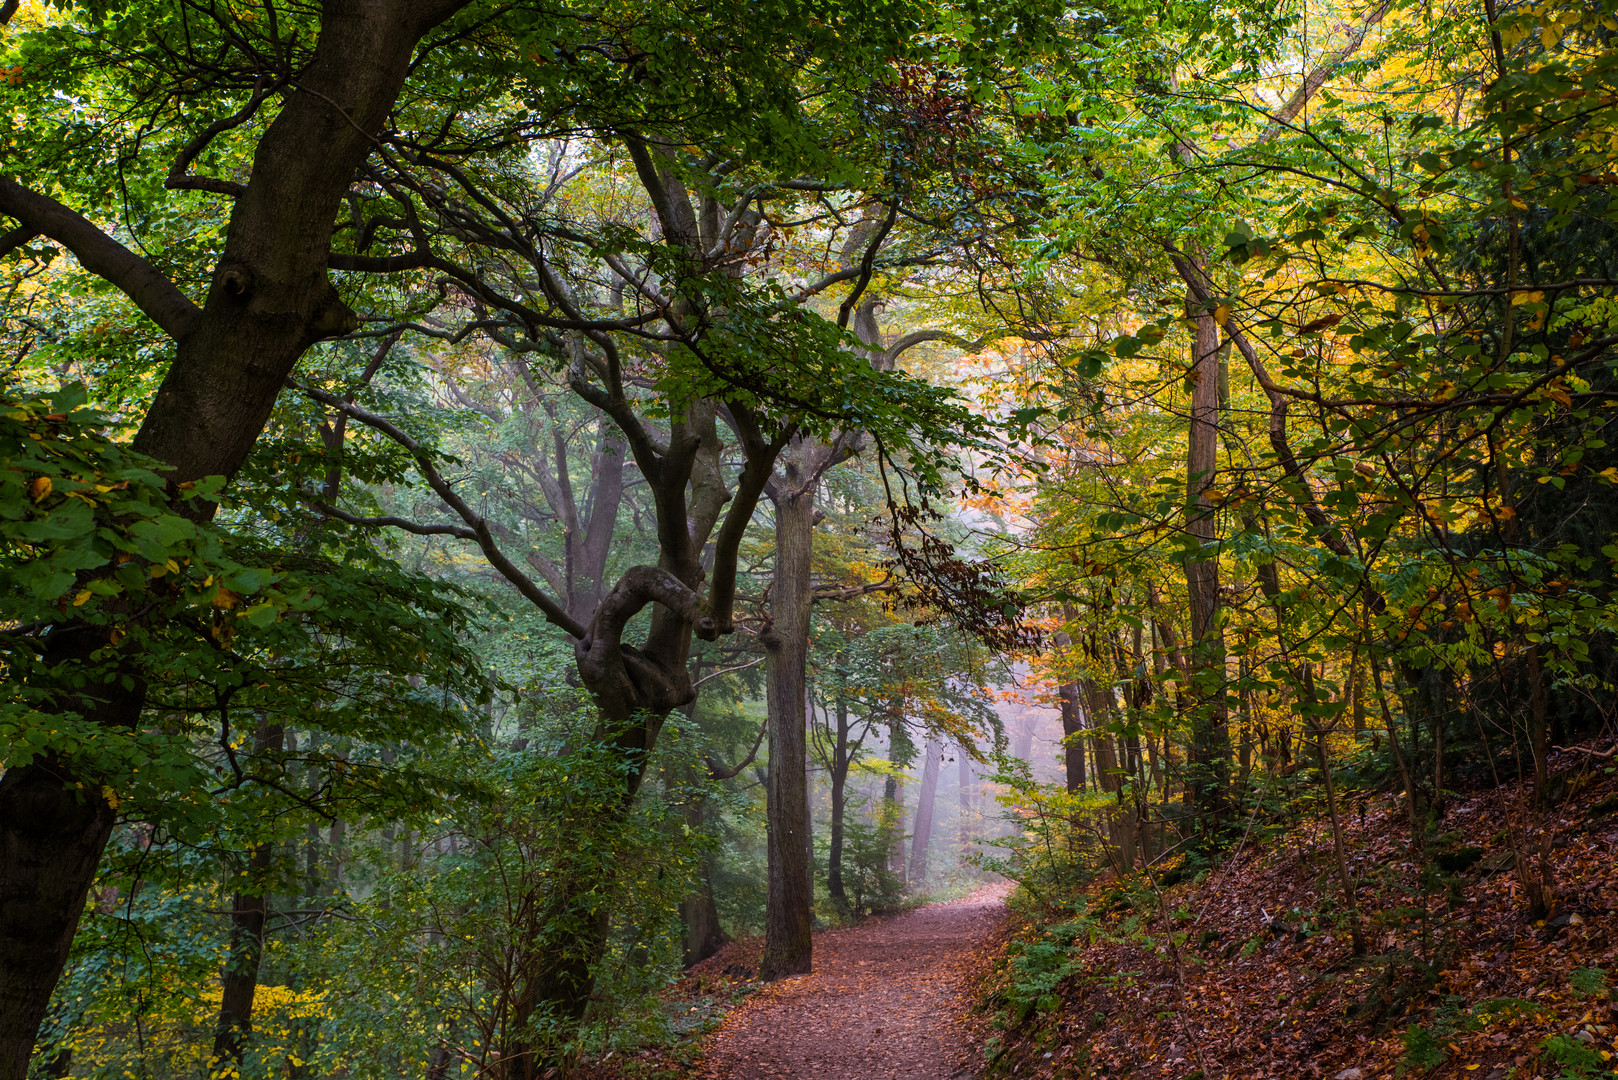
(699, 884), (1010, 1080)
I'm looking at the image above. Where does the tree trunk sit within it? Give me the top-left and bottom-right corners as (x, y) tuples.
(760, 474), (815, 980)
(212, 844), (275, 1068)
(1012, 712), (1035, 763)
(211, 722), (285, 1070)
(680, 794), (727, 967)
(1350, 648), (1366, 736)
(827, 696), (850, 905)
(1058, 682), (1087, 793)
(956, 742), (973, 852)
(0, 751), (119, 1080)
(1369, 655), (1423, 853)
(1237, 657), (1254, 784)
(1183, 295), (1230, 829)
(907, 738), (942, 887)
(884, 710), (909, 874)
(1083, 678), (1131, 869)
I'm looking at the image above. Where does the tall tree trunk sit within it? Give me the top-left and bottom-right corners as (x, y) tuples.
(884, 709), (909, 874)
(1183, 295), (1230, 830)
(907, 738), (942, 887)
(827, 696), (850, 905)
(211, 722), (285, 1070)
(1350, 648), (1366, 736)
(760, 472), (816, 980)
(1011, 710), (1035, 763)
(1083, 678), (1119, 795)
(956, 742), (973, 852)
(1083, 678), (1131, 869)
(0, 742), (119, 1080)
(1058, 682), (1087, 793)
(1237, 656), (1254, 784)
(680, 793), (727, 967)
(1369, 655), (1423, 853)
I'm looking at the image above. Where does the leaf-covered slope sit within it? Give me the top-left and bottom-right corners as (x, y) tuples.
(977, 747), (1618, 1080)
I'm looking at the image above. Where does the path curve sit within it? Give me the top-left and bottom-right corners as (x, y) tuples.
(700, 885), (1009, 1080)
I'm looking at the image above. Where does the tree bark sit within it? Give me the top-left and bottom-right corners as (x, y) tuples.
(907, 738), (942, 887)
(0, 751), (119, 1080)
(680, 793), (727, 967)
(1182, 294), (1230, 829)
(1058, 682), (1087, 793)
(211, 722), (285, 1070)
(827, 696), (851, 905)
(760, 470), (816, 980)
(212, 849), (273, 1065)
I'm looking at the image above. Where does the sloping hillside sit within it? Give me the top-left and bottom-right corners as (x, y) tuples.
(977, 744), (1618, 1080)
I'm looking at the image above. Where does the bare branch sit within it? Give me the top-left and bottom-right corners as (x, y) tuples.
(707, 711), (768, 780)
(293, 380), (587, 639)
(310, 501), (479, 540)
(327, 251), (432, 272)
(812, 573), (897, 603)
(837, 200), (897, 330)
(1258, 0), (1394, 142)
(694, 657), (764, 689)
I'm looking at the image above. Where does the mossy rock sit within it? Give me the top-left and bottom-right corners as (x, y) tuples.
(1585, 792), (1618, 820)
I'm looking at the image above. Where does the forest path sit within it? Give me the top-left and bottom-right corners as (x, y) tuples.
(699, 883), (1011, 1080)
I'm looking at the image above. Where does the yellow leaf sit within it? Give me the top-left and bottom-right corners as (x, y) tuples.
(101, 785), (118, 810)
(73, 590), (92, 607)
(1213, 304), (1230, 325)
(1511, 290), (1544, 306)
(28, 475), (51, 501)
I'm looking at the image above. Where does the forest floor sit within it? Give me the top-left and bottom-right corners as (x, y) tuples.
(633, 883), (1012, 1080)
(976, 741), (1618, 1080)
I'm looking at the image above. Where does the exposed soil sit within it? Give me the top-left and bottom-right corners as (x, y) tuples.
(697, 884), (1011, 1080)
